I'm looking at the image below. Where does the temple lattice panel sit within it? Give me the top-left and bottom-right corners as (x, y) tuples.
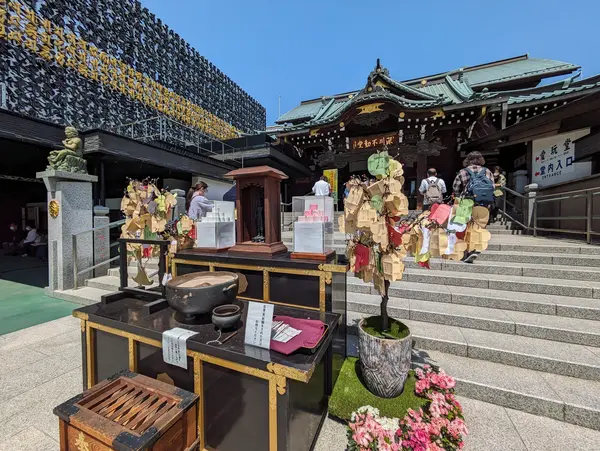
(0, 0), (266, 140)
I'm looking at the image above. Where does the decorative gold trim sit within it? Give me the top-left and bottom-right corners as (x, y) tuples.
(267, 362), (309, 383)
(73, 311), (89, 321)
(275, 375), (286, 395)
(269, 379), (278, 451)
(263, 269), (270, 302)
(309, 128), (320, 137)
(80, 319), (85, 332)
(268, 300), (320, 312)
(75, 431), (90, 451)
(375, 80), (390, 89)
(194, 356), (205, 450)
(85, 322), (94, 389)
(172, 258), (323, 278)
(49, 200), (60, 219)
(209, 264), (215, 272)
(128, 338), (137, 372)
(319, 275), (326, 312)
(237, 295), (264, 302)
(357, 103), (384, 115)
(317, 263), (348, 273)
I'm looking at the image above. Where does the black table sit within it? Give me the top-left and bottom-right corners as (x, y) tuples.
(73, 296), (340, 451)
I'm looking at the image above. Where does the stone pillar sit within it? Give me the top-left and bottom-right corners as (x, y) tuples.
(93, 205), (110, 277)
(37, 170), (98, 293)
(171, 189), (186, 220)
(524, 183), (538, 232)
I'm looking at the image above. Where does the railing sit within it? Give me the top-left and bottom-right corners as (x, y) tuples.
(498, 185), (600, 244)
(111, 115), (244, 166)
(72, 219), (125, 289)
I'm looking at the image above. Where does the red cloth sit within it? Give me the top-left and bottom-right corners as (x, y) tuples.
(270, 316), (326, 355)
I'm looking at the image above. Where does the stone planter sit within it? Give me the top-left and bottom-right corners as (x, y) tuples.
(358, 317), (412, 398)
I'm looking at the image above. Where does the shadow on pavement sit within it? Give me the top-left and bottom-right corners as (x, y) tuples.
(0, 255), (48, 288)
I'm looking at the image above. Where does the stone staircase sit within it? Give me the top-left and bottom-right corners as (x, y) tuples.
(54, 220), (600, 432)
(345, 234), (600, 432)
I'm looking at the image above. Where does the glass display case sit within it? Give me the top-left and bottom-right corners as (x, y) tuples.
(195, 200), (236, 250)
(291, 196), (334, 256)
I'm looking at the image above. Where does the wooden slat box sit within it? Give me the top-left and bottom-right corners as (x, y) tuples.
(53, 370), (198, 451)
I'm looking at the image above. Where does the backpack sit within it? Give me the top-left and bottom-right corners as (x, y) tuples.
(465, 168), (494, 205)
(424, 178), (443, 204)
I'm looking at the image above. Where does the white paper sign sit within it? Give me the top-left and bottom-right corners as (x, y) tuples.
(244, 302), (274, 349)
(162, 327), (198, 369)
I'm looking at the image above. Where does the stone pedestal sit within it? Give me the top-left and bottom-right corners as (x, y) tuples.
(93, 206), (110, 277)
(171, 189), (186, 219)
(37, 170), (98, 292)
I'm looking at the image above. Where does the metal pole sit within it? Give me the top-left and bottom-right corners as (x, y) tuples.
(586, 190), (593, 244)
(533, 202), (538, 237)
(119, 240), (128, 291)
(72, 235), (78, 289)
(502, 192), (507, 224)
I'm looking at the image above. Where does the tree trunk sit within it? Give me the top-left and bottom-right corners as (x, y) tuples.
(380, 280), (390, 331)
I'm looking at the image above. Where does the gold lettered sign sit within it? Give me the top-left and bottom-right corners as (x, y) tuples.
(49, 200), (59, 218)
(350, 132), (397, 151)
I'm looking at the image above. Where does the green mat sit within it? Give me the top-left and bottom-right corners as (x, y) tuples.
(0, 278), (74, 336)
(329, 357), (428, 421)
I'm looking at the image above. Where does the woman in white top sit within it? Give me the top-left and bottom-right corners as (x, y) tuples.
(186, 182), (213, 220)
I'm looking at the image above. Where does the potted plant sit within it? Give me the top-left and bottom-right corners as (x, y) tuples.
(343, 150), (414, 398)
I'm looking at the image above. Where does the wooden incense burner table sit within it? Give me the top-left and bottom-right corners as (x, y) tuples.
(172, 250), (347, 313)
(73, 297), (340, 451)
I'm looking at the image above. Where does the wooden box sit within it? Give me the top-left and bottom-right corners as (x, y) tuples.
(53, 370), (198, 451)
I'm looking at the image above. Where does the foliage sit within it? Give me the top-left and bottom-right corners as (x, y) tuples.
(347, 365), (467, 451)
(329, 358), (427, 422)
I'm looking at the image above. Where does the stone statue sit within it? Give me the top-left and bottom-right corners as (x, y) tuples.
(47, 127), (87, 173)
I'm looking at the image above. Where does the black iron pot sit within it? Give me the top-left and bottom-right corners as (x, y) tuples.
(166, 271), (239, 318)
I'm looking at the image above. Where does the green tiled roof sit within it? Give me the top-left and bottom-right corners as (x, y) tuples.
(275, 55), (583, 129)
(508, 79), (600, 105)
(461, 58), (579, 88)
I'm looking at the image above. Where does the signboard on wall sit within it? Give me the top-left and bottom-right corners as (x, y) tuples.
(350, 132), (397, 151)
(532, 129), (590, 187)
(323, 169), (338, 202)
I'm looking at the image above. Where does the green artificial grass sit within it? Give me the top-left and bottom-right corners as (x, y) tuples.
(329, 357), (428, 421)
(361, 315), (410, 340)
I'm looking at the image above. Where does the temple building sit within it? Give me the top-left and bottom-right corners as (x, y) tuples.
(273, 54), (600, 208)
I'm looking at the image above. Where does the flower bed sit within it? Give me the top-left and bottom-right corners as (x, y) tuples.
(347, 365), (468, 450)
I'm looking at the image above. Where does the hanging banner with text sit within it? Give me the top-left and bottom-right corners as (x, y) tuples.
(323, 169), (338, 202)
(350, 132), (397, 151)
(532, 129), (590, 187)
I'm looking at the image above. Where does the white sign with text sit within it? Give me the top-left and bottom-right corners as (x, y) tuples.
(162, 327), (198, 369)
(244, 302), (274, 349)
(532, 129), (590, 187)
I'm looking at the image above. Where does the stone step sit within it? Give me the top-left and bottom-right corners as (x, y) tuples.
(477, 250), (600, 267)
(346, 312), (600, 382)
(442, 260), (600, 281)
(398, 268), (600, 298)
(489, 229), (524, 235)
(486, 241), (600, 255)
(414, 350), (600, 431)
(346, 293), (600, 347)
(51, 286), (113, 306)
(355, 279), (600, 321)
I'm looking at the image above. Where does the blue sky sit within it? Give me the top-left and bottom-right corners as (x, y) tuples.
(141, 0), (599, 126)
